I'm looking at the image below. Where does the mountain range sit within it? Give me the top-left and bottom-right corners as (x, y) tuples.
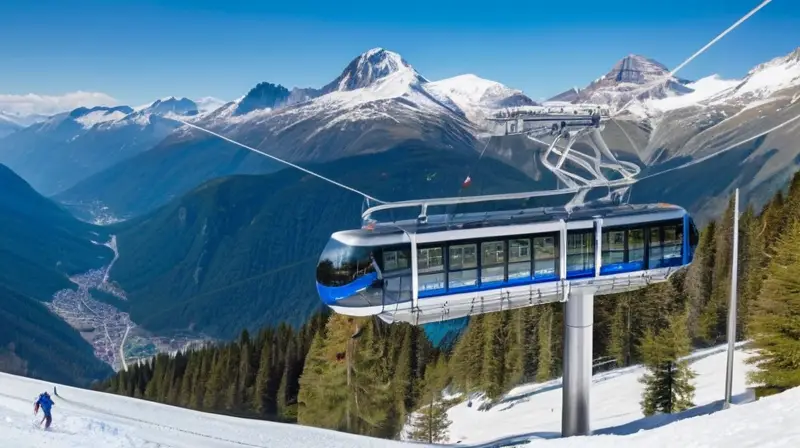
(1, 45), (799, 380)
(0, 97), (201, 196)
(42, 47), (798, 224)
(48, 49), (540, 220)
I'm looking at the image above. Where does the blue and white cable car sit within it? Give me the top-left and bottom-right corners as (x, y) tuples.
(316, 198), (699, 325)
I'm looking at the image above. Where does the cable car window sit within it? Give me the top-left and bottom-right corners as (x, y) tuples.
(449, 244), (478, 270)
(509, 239), (531, 263)
(448, 243), (477, 289)
(649, 227), (663, 267)
(663, 225), (682, 260)
(418, 246), (445, 292)
(417, 247), (443, 273)
(383, 248), (410, 272)
(316, 239), (375, 287)
(602, 230), (625, 264)
(628, 228), (645, 263)
(481, 241), (505, 283)
(533, 235), (556, 277)
(689, 219), (700, 248)
(419, 272), (446, 292)
(482, 241), (505, 266)
(508, 238), (532, 280)
(383, 276), (410, 305)
(508, 261), (530, 280)
(449, 269), (478, 289)
(567, 231), (594, 273)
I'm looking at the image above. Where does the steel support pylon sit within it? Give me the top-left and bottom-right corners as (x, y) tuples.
(561, 287), (595, 437)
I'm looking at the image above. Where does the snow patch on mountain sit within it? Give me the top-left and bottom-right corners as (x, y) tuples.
(0, 114), (23, 137)
(195, 96), (227, 114)
(717, 48), (800, 104)
(639, 75), (741, 113)
(0, 110), (49, 128)
(74, 109), (132, 129)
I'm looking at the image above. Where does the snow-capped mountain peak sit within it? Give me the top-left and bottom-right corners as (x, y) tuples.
(427, 74), (517, 104)
(70, 106), (135, 128)
(140, 97), (198, 116)
(425, 74), (537, 122)
(606, 54), (681, 85)
(322, 47), (427, 94)
(233, 82), (291, 116)
(547, 54), (692, 110)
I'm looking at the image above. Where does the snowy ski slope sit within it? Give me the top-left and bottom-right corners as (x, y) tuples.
(442, 343), (757, 446)
(1, 344), (799, 447)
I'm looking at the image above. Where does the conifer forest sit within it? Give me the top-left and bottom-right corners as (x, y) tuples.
(97, 173), (800, 441)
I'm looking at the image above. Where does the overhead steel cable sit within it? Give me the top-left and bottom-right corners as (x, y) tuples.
(176, 120), (386, 204)
(613, 0), (774, 118)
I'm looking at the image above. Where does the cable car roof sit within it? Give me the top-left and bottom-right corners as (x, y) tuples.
(336, 202), (687, 242)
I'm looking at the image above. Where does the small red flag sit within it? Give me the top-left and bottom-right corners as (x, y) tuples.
(462, 175), (472, 188)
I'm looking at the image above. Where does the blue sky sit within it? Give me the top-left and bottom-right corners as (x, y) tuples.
(1, 0), (798, 107)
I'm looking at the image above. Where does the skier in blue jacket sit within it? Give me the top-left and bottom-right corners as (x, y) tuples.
(34, 392), (55, 429)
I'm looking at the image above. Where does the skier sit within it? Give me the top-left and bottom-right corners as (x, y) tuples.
(33, 391), (55, 429)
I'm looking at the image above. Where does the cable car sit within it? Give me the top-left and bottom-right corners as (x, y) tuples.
(315, 201), (699, 325)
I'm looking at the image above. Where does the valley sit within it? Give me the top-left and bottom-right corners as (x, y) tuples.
(46, 236), (209, 371)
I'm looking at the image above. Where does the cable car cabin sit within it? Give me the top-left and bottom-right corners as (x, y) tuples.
(315, 202), (700, 325)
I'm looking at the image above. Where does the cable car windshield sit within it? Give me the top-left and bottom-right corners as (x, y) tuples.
(316, 238), (376, 287)
(689, 218), (700, 248)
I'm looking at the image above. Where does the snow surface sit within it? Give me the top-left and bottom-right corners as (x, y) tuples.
(726, 48), (800, 101)
(3, 343), (799, 447)
(195, 97), (227, 114)
(75, 110), (130, 128)
(0, 373), (419, 448)
(440, 343), (756, 446)
(643, 75), (740, 113)
(425, 74), (528, 123)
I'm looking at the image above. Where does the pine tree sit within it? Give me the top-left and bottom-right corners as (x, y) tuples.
(297, 315), (392, 435)
(393, 326), (414, 415)
(482, 312), (508, 400)
(252, 338), (272, 415)
(225, 344), (242, 411)
(684, 221), (717, 342)
(746, 219), (800, 396)
(504, 309), (525, 388)
(407, 357), (452, 444)
(449, 315), (485, 393)
(736, 205), (762, 339)
(178, 353), (195, 407)
(536, 305), (554, 382)
(297, 316), (359, 432)
(520, 306), (540, 383)
(608, 293), (634, 367)
(204, 350), (225, 410)
(700, 196), (736, 344)
(238, 340), (253, 409)
(639, 311), (696, 416)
